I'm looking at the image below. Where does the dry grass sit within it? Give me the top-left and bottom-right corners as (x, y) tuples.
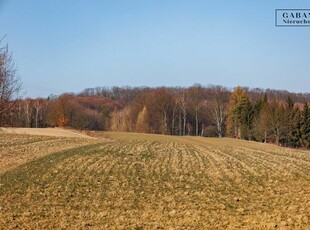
(0, 133), (100, 173)
(0, 131), (309, 229)
(0, 127), (95, 139)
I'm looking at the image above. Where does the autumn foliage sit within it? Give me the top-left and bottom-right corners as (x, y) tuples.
(4, 85), (310, 149)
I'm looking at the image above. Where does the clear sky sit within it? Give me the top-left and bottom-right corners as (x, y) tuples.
(0, 0), (309, 98)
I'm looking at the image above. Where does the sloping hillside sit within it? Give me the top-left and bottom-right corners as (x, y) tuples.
(0, 132), (309, 229)
(0, 129), (99, 173)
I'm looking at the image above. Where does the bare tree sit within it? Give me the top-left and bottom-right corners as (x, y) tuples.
(46, 94), (74, 127)
(188, 84), (204, 136)
(177, 90), (188, 136)
(210, 86), (227, 138)
(23, 98), (32, 127)
(152, 88), (173, 134)
(0, 41), (22, 126)
(268, 100), (287, 146)
(34, 98), (45, 128)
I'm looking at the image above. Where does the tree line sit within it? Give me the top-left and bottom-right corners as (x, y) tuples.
(2, 85), (309, 149)
(1, 42), (309, 148)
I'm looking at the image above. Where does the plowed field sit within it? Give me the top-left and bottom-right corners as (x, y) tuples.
(0, 132), (309, 229)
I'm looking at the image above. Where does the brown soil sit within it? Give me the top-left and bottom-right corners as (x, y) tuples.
(0, 132), (309, 229)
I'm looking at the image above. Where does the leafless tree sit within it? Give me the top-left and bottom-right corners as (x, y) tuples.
(0, 41), (22, 126)
(34, 98), (45, 128)
(210, 86), (227, 138)
(188, 84), (204, 136)
(268, 100), (287, 146)
(23, 98), (32, 127)
(177, 90), (188, 136)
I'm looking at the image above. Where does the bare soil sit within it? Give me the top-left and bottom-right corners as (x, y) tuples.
(0, 131), (309, 229)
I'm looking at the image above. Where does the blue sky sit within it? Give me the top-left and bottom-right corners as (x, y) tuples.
(0, 0), (309, 97)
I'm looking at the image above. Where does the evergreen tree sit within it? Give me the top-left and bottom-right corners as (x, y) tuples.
(300, 103), (310, 149)
(285, 97), (299, 147)
(290, 111), (302, 148)
(238, 96), (254, 140)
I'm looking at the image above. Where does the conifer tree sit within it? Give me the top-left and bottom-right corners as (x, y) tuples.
(285, 97), (299, 147)
(300, 103), (310, 148)
(291, 111), (302, 148)
(238, 95), (254, 140)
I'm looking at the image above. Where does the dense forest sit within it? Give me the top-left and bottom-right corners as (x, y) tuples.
(1, 43), (310, 149)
